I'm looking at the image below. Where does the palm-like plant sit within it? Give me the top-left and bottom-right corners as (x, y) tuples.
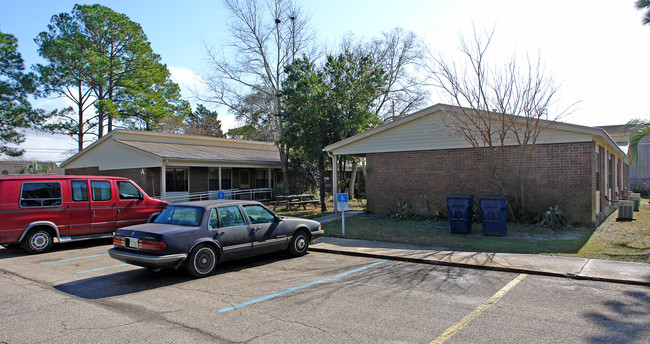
(19, 161), (52, 174)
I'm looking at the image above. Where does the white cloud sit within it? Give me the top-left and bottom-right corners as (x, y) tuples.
(168, 65), (238, 131)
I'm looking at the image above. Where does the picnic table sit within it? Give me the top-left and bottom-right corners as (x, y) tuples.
(271, 194), (319, 211)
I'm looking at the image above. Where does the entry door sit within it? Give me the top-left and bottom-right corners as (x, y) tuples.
(67, 180), (91, 237)
(89, 180), (117, 235)
(210, 205), (253, 261)
(243, 204), (288, 255)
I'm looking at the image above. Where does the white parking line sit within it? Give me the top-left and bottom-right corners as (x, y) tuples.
(218, 260), (390, 312)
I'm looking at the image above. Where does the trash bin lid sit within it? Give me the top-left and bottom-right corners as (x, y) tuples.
(446, 193), (473, 199)
(479, 194), (508, 200)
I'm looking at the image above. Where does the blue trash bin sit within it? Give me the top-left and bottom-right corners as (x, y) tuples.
(478, 195), (508, 236)
(446, 193), (473, 234)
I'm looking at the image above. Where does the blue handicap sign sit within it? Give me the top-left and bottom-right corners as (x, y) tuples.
(336, 193), (349, 211)
(217, 191), (226, 200)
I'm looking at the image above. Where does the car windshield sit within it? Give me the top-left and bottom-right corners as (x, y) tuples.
(154, 206), (204, 226)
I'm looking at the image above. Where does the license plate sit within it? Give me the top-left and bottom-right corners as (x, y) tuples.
(127, 238), (139, 249)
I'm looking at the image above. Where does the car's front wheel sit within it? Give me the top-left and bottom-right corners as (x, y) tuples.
(186, 245), (217, 277)
(287, 230), (309, 257)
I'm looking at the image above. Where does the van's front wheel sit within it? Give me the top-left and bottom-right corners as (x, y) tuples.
(23, 229), (53, 254)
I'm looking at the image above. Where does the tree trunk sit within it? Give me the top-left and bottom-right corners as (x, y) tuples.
(318, 154), (327, 212)
(348, 160), (358, 200)
(278, 143), (291, 194)
(77, 81), (84, 152)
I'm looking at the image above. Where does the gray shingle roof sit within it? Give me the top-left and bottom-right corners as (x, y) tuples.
(116, 140), (280, 163)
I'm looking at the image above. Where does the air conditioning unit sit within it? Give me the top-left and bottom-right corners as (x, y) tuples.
(617, 200), (634, 221)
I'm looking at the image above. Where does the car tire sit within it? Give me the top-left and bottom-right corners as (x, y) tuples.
(186, 245), (217, 277)
(23, 229), (54, 254)
(287, 230), (309, 257)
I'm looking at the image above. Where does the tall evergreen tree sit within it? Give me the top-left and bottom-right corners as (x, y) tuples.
(185, 104), (225, 137)
(35, 4), (189, 149)
(0, 31), (43, 157)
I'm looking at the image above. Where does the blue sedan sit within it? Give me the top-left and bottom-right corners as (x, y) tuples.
(108, 200), (323, 277)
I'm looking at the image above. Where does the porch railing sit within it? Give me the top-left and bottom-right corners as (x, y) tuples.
(154, 188), (273, 204)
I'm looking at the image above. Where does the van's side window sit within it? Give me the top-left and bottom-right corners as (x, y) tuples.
(90, 181), (112, 201)
(20, 182), (62, 207)
(71, 181), (88, 202)
(117, 181), (142, 200)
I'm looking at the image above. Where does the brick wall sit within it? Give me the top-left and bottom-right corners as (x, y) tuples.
(366, 141), (597, 224)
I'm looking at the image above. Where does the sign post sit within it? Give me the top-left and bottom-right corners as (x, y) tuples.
(336, 193), (349, 236)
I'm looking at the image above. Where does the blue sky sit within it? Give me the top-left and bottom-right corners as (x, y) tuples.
(2, 0), (650, 161)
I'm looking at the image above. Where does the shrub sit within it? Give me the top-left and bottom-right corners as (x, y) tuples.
(535, 205), (569, 228)
(390, 201), (414, 220)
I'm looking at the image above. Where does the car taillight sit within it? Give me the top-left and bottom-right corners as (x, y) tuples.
(113, 235), (125, 247)
(139, 239), (167, 250)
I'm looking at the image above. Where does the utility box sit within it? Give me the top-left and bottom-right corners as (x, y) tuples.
(629, 193), (641, 211)
(446, 194), (473, 234)
(617, 200), (634, 221)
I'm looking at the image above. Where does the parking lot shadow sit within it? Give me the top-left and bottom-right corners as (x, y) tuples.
(0, 238), (114, 260)
(53, 252), (288, 299)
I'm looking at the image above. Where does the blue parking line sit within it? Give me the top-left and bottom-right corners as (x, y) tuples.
(41, 253), (109, 264)
(218, 259), (389, 313)
(76, 264), (129, 274)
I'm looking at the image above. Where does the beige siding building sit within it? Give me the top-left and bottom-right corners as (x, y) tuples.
(61, 130), (282, 201)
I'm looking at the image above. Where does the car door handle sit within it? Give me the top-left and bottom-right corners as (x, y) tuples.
(252, 226), (261, 232)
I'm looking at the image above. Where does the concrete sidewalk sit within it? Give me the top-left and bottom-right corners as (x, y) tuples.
(309, 235), (650, 286)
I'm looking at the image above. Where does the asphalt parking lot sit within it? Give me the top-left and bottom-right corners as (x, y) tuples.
(1, 241), (648, 343)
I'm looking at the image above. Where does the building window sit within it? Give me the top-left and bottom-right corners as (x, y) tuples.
(595, 151), (600, 191)
(255, 170), (268, 188)
(222, 169), (231, 189)
(208, 168), (232, 190)
(208, 168), (219, 190)
(618, 159), (623, 190)
(608, 154), (613, 195)
(166, 168), (188, 192)
(239, 170), (250, 188)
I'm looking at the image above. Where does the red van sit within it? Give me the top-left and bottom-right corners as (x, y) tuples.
(0, 175), (168, 253)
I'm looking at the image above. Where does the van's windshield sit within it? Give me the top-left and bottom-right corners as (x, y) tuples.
(154, 206), (203, 226)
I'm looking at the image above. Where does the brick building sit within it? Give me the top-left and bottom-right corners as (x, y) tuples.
(60, 130), (283, 201)
(325, 104), (628, 225)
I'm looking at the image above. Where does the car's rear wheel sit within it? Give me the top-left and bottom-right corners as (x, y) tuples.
(186, 245), (217, 277)
(287, 230), (309, 257)
(23, 229), (53, 254)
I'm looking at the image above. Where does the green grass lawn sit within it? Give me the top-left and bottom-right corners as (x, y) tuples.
(280, 197), (649, 263)
(288, 199), (650, 263)
(322, 217), (595, 255)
